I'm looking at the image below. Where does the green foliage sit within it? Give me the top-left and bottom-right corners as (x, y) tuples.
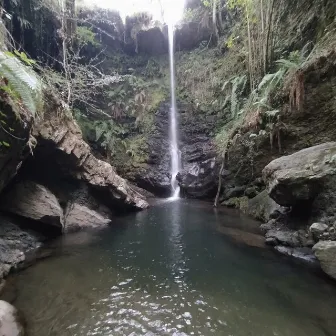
(106, 74), (167, 126)
(230, 75), (247, 118)
(0, 51), (42, 117)
(107, 76), (149, 121)
(254, 50), (305, 109)
(76, 26), (100, 47)
(227, 0), (250, 10)
(214, 50), (305, 155)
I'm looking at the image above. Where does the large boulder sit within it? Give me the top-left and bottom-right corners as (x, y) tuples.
(244, 190), (284, 222)
(265, 229), (300, 247)
(313, 241), (336, 280)
(263, 142), (336, 220)
(1, 179), (115, 233)
(0, 181), (63, 228)
(63, 202), (111, 233)
(0, 301), (24, 336)
(310, 222), (328, 240)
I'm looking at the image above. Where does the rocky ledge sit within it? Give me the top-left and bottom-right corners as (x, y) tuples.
(0, 93), (149, 282)
(221, 142), (336, 279)
(34, 98), (149, 211)
(257, 143), (336, 279)
(0, 216), (45, 279)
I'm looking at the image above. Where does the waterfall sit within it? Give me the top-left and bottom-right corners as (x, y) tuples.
(168, 22), (181, 199)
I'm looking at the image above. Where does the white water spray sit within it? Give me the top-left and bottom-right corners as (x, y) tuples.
(168, 22), (181, 199)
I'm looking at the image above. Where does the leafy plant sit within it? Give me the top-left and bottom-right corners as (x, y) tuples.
(0, 51), (42, 117)
(220, 74), (247, 119)
(76, 26), (100, 47)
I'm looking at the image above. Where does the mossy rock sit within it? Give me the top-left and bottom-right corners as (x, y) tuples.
(243, 190), (282, 222)
(222, 196), (249, 211)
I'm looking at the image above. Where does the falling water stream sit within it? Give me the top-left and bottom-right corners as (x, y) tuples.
(168, 22), (181, 198)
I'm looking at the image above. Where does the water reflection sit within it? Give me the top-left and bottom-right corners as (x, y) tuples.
(11, 200), (336, 336)
(167, 200), (189, 291)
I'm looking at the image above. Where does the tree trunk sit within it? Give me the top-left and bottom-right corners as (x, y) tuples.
(214, 154), (225, 208)
(66, 0), (76, 39)
(61, 0), (74, 106)
(264, 0), (275, 73)
(246, 6), (253, 90)
(212, 0), (219, 44)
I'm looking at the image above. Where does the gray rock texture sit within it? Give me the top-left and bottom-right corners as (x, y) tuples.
(0, 181), (63, 228)
(313, 241), (336, 280)
(0, 300), (24, 336)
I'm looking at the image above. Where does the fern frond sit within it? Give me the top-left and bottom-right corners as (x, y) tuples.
(276, 59), (299, 70)
(0, 52), (42, 117)
(258, 73), (276, 91)
(230, 75), (247, 118)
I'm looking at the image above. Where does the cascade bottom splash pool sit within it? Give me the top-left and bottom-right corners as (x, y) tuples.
(10, 200), (336, 336)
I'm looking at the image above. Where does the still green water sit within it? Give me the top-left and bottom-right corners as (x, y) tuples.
(13, 200), (336, 335)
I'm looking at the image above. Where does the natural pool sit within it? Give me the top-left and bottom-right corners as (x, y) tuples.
(11, 200), (336, 335)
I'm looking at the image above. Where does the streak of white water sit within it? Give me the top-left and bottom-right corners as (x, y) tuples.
(168, 22), (181, 199)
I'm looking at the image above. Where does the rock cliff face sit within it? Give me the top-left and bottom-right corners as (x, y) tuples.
(0, 101), (33, 195)
(0, 94), (148, 235)
(0, 94), (150, 279)
(130, 102), (218, 198)
(34, 102), (149, 211)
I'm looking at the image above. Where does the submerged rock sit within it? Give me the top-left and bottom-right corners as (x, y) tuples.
(274, 246), (316, 263)
(265, 229), (300, 247)
(0, 300), (24, 336)
(0, 181), (63, 228)
(313, 241), (336, 280)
